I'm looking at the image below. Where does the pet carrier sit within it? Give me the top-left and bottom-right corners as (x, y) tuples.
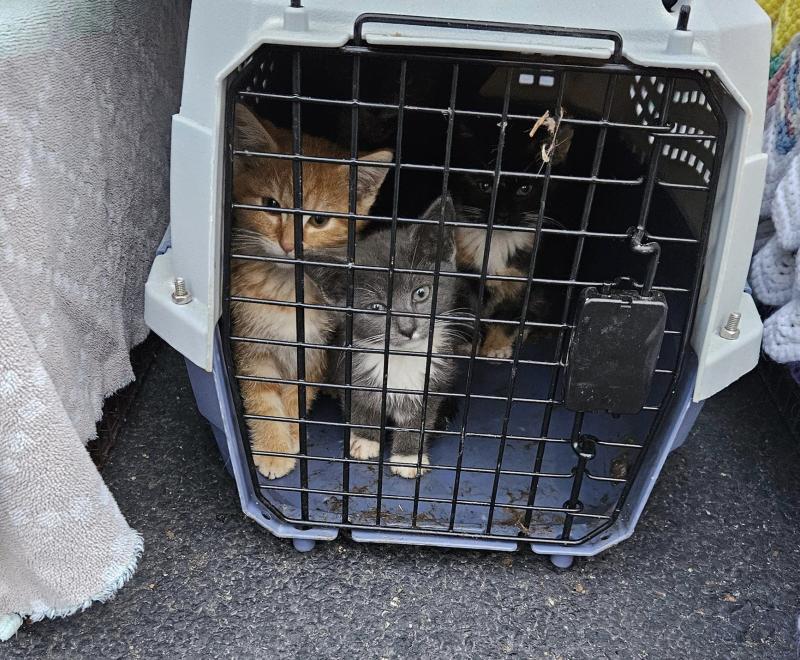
(145, 0), (770, 567)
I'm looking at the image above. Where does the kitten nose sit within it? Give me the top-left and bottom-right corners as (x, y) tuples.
(396, 317), (417, 339)
(279, 219), (297, 254)
(279, 235), (296, 255)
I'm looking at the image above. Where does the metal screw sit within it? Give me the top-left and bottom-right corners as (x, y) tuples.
(719, 312), (741, 340)
(171, 277), (192, 305)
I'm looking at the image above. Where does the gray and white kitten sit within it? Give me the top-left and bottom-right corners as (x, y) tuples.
(313, 196), (471, 478)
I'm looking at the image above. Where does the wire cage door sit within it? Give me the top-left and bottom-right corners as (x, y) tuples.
(220, 21), (727, 547)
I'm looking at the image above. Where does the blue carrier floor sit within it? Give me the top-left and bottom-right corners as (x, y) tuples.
(187, 328), (701, 561)
(259, 354), (646, 542)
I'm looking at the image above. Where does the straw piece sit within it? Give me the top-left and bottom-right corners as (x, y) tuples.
(528, 110), (552, 138)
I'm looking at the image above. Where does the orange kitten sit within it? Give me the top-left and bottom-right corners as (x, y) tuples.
(231, 104), (392, 479)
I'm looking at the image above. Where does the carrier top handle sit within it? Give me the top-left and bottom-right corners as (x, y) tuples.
(351, 13), (624, 63)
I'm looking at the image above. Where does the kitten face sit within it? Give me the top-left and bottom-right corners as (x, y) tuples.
(353, 270), (443, 352)
(233, 104), (393, 256)
(450, 116), (573, 229)
(351, 198), (462, 352)
(311, 196), (465, 352)
(451, 173), (542, 230)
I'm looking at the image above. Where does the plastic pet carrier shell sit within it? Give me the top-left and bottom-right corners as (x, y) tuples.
(145, 1), (770, 566)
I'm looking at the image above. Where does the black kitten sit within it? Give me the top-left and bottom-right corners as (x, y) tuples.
(450, 115), (573, 357)
(311, 196), (473, 477)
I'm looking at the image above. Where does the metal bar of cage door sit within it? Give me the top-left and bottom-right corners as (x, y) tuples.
(341, 53), (362, 525)
(410, 62), (460, 526)
(446, 68), (514, 532)
(291, 51), (309, 520)
(484, 71), (568, 534)
(522, 72), (618, 533)
(632, 78), (674, 297)
(561, 411), (586, 540)
(375, 60), (408, 524)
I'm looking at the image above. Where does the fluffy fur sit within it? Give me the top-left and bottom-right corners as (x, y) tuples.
(311, 196), (472, 478)
(451, 115), (573, 358)
(231, 104), (392, 479)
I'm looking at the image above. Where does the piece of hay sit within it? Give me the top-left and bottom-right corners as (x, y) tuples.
(528, 110), (553, 138)
(536, 107), (566, 164)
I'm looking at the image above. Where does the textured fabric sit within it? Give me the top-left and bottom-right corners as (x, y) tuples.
(0, 0), (189, 622)
(771, 149), (800, 250)
(767, 33), (800, 107)
(750, 24), (800, 363)
(760, 0), (785, 21)
(0, 290), (143, 620)
(751, 235), (795, 306)
(758, 0), (800, 59)
(763, 294), (800, 362)
(762, 106), (782, 217)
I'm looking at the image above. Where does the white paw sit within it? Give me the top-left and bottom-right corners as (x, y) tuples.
(350, 435), (380, 460)
(253, 454), (297, 480)
(484, 344), (513, 359)
(389, 453), (430, 479)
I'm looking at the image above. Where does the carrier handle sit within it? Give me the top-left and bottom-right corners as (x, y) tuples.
(352, 13), (623, 62)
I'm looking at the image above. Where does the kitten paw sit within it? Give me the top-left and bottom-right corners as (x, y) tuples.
(481, 343), (514, 359)
(350, 435), (380, 460)
(253, 454), (297, 480)
(389, 453), (430, 479)
(480, 326), (515, 359)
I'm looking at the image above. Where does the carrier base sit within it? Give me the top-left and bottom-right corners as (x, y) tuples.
(185, 330), (702, 561)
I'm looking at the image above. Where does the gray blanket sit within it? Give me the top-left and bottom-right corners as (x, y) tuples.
(0, 0), (190, 626)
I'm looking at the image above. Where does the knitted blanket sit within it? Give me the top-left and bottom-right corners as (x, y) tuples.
(760, 0), (800, 64)
(751, 4), (800, 363)
(0, 0), (189, 634)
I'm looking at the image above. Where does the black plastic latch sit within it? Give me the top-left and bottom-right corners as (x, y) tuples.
(564, 284), (667, 415)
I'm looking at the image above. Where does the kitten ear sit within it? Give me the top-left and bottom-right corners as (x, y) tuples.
(416, 194), (456, 264)
(234, 103), (281, 154)
(420, 193), (456, 225)
(355, 149), (393, 210)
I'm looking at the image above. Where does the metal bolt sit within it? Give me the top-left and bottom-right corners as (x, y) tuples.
(719, 312), (741, 340)
(171, 277), (192, 305)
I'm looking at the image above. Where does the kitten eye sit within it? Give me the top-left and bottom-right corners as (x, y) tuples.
(516, 184), (533, 196)
(262, 197), (281, 209)
(412, 286), (430, 303)
(308, 216), (330, 228)
(368, 302), (386, 312)
(477, 181), (492, 194)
